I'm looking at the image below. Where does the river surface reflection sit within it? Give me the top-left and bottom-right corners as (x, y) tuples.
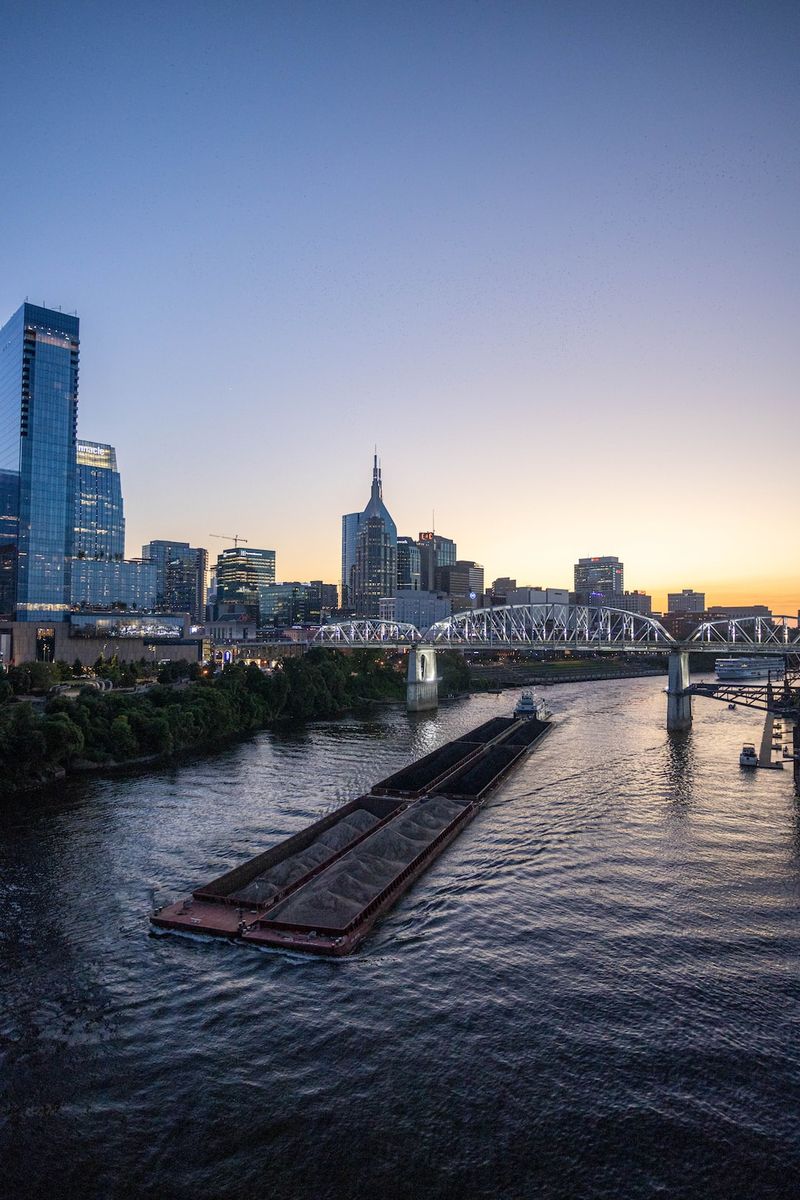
(2, 678), (799, 1199)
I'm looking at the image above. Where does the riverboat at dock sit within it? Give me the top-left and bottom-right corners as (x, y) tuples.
(151, 711), (552, 956)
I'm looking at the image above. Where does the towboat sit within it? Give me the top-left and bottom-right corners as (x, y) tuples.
(513, 690), (551, 720)
(739, 743), (758, 769)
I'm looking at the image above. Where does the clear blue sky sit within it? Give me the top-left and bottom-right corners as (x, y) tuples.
(2, 1), (798, 609)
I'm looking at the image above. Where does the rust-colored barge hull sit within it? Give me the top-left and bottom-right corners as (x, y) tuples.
(150, 715), (551, 954)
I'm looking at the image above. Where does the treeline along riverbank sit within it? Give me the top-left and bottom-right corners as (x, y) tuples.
(0, 649), (412, 800)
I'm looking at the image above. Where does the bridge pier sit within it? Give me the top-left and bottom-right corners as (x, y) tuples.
(407, 646), (439, 713)
(667, 651), (692, 731)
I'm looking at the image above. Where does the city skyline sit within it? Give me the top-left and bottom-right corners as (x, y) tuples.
(1, 4), (797, 615)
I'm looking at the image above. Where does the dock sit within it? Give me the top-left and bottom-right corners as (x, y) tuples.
(151, 713), (551, 955)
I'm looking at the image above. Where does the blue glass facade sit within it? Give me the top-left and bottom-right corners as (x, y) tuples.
(75, 440), (125, 560)
(0, 303), (79, 621)
(340, 512), (361, 608)
(0, 468), (19, 616)
(70, 558), (157, 610)
(142, 539), (208, 621)
(215, 547), (276, 623)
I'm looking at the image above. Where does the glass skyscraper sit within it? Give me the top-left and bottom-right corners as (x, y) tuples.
(215, 546), (276, 623)
(340, 511), (361, 609)
(352, 456), (397, 618)
(0, 468), (19, 616)
(142, 539), (208, 621)
(0, 303), (79, 621)
(573, 555), (624, 605)
(75, 440), (125, 560)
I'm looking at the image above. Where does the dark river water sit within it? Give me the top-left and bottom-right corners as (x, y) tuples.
(2, 678), (800, 1199)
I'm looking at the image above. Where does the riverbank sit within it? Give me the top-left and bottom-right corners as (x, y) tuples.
(0, 649), (406, 801)
(468, 657), (669, 691)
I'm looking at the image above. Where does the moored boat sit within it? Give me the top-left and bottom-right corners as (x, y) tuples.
(739, 743), (758, 769)
(716, 657), (784, 681)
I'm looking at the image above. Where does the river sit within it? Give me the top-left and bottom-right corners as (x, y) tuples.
(2, 677), (799, 1199)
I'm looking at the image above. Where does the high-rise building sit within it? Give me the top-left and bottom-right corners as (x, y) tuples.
(574, 556), (624, 605)
(668, 588), (706, 613)
(340, 512), (361, 608)
(309, 581), (338, 621)
(491, 577), (517, 602)
(616, 590), (653, 616)
(438, 561), (484, 610)
(351, 456), (397, 618)
(215, 546), (276, 623)
(397, 536), (421, 591)
(0, 303), (80, 620)
(0, 468), (20, 617)
(74, 440), (125, 560)
(416, 531), (457, 591)
(70, 558), (157, 610)
(142, 539), (208, 621)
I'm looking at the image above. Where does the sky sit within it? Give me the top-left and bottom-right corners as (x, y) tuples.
(1, 1), (798, 614)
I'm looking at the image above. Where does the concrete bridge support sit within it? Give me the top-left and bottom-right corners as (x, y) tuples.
(667, 651), (692, 731)
(407, 645), (439, 713)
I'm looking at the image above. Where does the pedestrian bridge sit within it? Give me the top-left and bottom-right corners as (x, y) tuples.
(312, 604), (800, 726)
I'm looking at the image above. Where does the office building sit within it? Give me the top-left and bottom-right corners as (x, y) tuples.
(260, 582), (312, 627)
(397, 537), (421, 591)
(340, 512), (362, 609)
(615, 590), (653, 616)
(142, 539), (208, 622)
(74, 440), (125, 560)
(708, 604), (772, 621)
(491, 577), (517, 602)
(351, 456), (397, 618)
(215, 546), (276, 622)
(70, 558), (157, 610)
(0, 468), (19, 617)
(574, 556), (624, 604)
(0, 303), (80, 620)
(416, 531), (457, 591)
(507, 587), (570, 608)
(668, 589), (705, 613)
(381, 589), (452, 629)
(438, 561), (484, 611)
(309, 581), (338, 621)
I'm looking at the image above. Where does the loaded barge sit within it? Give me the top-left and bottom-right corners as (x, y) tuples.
(151, 708), (551, 956)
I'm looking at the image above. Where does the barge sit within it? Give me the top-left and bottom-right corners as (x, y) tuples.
(151, 711), (551, 956)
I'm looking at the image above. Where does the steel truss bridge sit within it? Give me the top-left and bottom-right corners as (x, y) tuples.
(313, 604), (800, 655)
(312, 605), (800, 727)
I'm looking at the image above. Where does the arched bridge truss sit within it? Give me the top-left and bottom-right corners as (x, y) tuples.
(312, 606), (800, 654)
(423, 604), (674, 651)
(313, 619), (423, 646)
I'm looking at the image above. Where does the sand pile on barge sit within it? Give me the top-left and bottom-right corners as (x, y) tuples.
(232, 809), (381, 903)
(266, 796), (467, 928)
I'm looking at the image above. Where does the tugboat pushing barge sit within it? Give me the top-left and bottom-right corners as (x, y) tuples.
(151, 705), (553, 957)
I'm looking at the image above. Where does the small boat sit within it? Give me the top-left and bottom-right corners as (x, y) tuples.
(739, 743), (758, 769)
(513, 689), (551, 720)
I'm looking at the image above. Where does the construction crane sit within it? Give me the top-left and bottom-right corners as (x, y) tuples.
(209, 533), (249, 549)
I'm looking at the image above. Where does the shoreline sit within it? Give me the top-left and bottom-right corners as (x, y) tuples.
(1, 667), (668, 802)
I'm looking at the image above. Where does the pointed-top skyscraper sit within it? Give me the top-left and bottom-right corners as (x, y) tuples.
(351, 453), (397, 617)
